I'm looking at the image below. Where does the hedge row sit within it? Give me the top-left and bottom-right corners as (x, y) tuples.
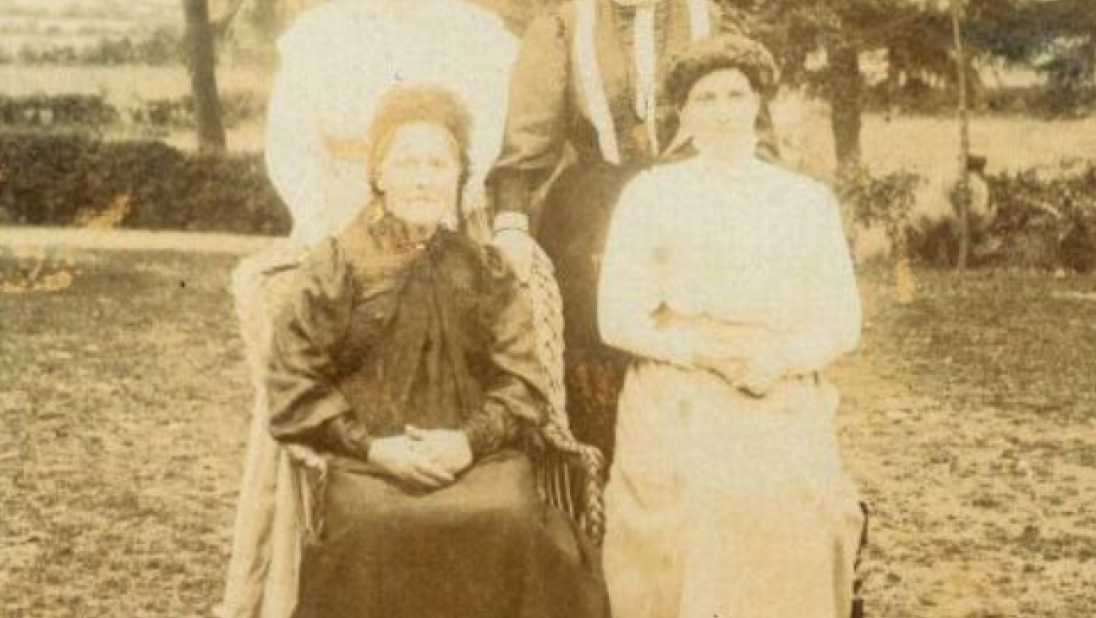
(0, 95), (119, 128)
(0, 93), (263, 131)
(843, 162), (1096, 272)
(1, 133), (1093, 269)
(0, 133), (290, 236)
(0, 29), (181, 67)
(987, 163), (1096, 272)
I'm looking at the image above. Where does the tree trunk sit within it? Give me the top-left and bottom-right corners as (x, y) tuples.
(827, 40), (863, 171)
(950, 0), (971, 270)
(183, 0), (227, 152)
(885, 45), (901, 118)
(1088, 34), (1096, 86)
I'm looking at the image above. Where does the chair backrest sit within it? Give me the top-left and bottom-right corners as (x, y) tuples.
(232, 247), (329, 530)
(232, 248), (301, 374)
(223, 246), (321, 618)
(524, 244), (570, 430)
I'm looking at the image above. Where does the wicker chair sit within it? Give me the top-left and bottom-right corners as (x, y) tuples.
(222, 241), (607, 617)
(222, 243), (606, 618)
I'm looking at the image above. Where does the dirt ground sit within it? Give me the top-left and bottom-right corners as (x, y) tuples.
(1, 248), (1094, 618)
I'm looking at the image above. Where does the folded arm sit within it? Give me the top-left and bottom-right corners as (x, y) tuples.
(599, 178), (861, 385)
(598, 174), (711, 366)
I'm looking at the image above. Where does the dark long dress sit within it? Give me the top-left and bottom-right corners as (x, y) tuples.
(265, 214), (606, 618)
(488, 0), (773, 460)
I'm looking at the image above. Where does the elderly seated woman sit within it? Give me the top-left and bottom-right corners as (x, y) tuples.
(261, 86), (606, 618)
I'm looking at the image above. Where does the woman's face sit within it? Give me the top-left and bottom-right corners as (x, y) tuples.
(376, 122), (461, 229)
(679, 68), (760, 152)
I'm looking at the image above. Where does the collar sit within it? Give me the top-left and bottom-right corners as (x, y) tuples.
(609, 0), (667, 8)
(694, 149), (765, 179)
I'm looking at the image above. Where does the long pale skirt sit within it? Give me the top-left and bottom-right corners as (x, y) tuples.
(603, 362), (864, 618)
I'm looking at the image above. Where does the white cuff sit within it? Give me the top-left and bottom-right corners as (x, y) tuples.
(660, 337), (697, 368)
(493, 212), (530, 234)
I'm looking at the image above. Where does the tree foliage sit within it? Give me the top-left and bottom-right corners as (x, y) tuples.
(212, 0), (1094, 168)
(728, 0), (1095, 167)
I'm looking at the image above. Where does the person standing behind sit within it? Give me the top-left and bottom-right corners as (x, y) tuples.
(487, 0), (776, 457)
(265, 0), (518, 244)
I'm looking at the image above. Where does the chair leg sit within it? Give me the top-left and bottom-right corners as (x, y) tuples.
(851, 500), (870, 618)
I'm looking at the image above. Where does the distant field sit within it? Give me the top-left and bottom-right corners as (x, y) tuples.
(772, 94), (1096, 181)
(0, 64), (271, 150)
(3, 62), (1094, 171)
(864, 114), (1096, 174)
(0, 0), (173, 22)
(0, 3), (171, 54)
(0, 65), (270, 101)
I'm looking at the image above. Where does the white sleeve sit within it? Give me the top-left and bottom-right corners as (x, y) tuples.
(597, 174), (700, 366)
(458, 19), (519, 215)
(264, 32), (325, 240)
(779, 188), (862, 374)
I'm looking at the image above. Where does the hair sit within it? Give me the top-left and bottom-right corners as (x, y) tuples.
(663, 34), (780, 109)
(366, 86), (474, 195)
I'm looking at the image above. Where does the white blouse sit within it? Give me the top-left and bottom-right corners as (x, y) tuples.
(598, 155), (861, 376)
(265, 0), (518, 243)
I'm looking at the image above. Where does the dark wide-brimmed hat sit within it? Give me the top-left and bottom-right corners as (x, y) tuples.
(664, 34), (780, 106)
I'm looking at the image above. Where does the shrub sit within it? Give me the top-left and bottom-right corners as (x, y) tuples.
(836, 162), (1096, 272)
(5, 28), (183, 67)
(0, 95), (121, 131)
(0, 133), (290, 236)
(129, 93), (264, 130)
(986, 162), (1096, 272)
(838, 164), (921, 233)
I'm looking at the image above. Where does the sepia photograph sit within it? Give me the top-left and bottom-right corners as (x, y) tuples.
(1, 0), (1094, 617)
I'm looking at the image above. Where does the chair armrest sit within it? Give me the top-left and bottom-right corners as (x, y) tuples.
(516, 230), (607, 543)
(521, 241), (568, 429)
(533, 423), (606, 546)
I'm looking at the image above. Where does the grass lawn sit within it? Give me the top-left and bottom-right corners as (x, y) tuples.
(1, 249), (1095, 617)
(836, 265), (1096, 618)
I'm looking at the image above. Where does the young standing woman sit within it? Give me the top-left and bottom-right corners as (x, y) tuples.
(598, 35), (866, 618)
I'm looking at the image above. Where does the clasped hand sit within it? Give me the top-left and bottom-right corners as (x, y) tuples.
(656, 312), (787, 396)
(368, 425), (473, 491)
(695, 348), (786, 398)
